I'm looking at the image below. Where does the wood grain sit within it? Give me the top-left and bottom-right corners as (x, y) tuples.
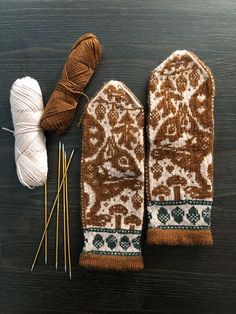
(0, 0), (236, 313)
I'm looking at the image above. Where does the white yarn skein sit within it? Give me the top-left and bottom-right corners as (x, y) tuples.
(10, 76), (48, 188)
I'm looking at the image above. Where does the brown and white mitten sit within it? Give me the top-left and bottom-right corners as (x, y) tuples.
(80, 80), (145, 270)
(147, 50), (215, 245)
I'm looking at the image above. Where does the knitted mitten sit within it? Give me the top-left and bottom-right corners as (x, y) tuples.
(147, 50), (215, 245)
(80, 80), (145, 270)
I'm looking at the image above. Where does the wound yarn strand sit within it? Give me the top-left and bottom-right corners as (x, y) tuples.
(40, 33), (102, 135)
(10, 77), (48, 188)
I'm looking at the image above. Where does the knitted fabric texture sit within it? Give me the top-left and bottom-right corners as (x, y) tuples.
(79, 80), (145, 270)
(147, 50), (215, 246)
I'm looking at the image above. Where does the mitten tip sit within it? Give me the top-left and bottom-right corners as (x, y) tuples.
(79, 253), (144, 271)
(147, 228), (213, 246)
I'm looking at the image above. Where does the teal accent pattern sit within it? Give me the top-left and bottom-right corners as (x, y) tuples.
(93, 234), (104, 249)
(171, 207), (184, 224)
(149, 200), (212, 206)
(83, 228), (142, 256)
(202, 207), (211, 225)
(157, 207), (170, 224)
(106, 235), (117, 250)
(147, 200), (212, 230)
(84, 227), (141, 234)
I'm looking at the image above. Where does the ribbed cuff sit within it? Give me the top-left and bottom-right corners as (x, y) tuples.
(79, 253), (144, 271)
(147, 228), (213, 246)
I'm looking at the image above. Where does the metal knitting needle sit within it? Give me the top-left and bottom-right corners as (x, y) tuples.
(65, 151), (72, 279)
(55, 141), (61, 270)
(62, 144), (67, 272)
(31, 149), (75, 271)
(44, 180), (48, 264)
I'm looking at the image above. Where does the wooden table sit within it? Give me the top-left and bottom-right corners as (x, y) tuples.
(0, 0), (235, 313)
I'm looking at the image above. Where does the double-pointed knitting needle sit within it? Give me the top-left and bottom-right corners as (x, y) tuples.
(44, 180), (48, 264)
(65, 151), (72, 279)
(31, 149), (75, 272)
(62, 144), (67, 272)
(55, 141), (61, 270)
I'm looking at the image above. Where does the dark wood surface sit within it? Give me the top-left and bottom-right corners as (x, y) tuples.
(0, 1), (235, 313)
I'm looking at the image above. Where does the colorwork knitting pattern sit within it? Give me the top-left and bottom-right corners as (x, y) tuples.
(147, 50), (215, 245)
(80, 80), (145, 270)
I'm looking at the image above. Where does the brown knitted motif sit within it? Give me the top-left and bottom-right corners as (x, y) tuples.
(80, 80), (145, 270)
(147, 50), (215, 245)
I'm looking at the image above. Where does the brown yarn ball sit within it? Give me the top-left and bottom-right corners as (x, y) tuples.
(40, 33), (102, 134)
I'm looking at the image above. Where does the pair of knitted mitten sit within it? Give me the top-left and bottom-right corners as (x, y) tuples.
(79, 50), (215, 271)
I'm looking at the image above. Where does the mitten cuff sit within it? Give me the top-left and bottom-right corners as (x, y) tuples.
(79, 253), (143, 271)
(147, 228), (213, 246)
(147, 200), (213, 246)
(79, 227), (143, 271)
